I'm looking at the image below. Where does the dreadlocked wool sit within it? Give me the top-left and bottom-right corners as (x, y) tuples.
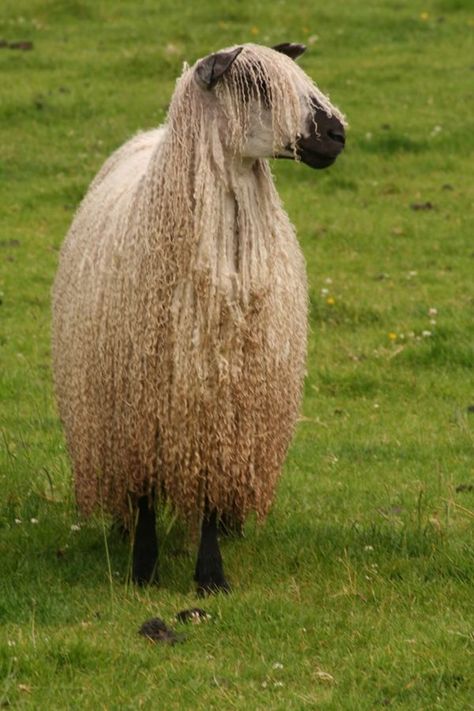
(52, 44), (344, 525)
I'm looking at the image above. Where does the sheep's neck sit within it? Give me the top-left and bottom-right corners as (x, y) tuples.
(153, 136), (279, 306)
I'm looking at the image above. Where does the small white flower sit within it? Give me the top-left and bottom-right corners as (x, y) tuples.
(324, 277), (333, 284)
(320, 288), (329, 297)
(30, 518), (38, 524)
(7, 640), (16, 647)
(365, 132), (373, 140)
(261, 681), (268, 689)
(430, 319), (436, 326)
(273, 681), (284, 688)
(70, 524), (81, 532)
(14, 518), (22, 525)
(422, 330), (432, 338)
(428, 307), (438, 317)
(272, 662), (284, 670)
(364, 545), (374, 552)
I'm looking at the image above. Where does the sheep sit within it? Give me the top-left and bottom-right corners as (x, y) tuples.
(52, 42), (346, 593)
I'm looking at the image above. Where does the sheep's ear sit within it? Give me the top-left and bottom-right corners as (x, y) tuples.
(195, 47), (243, 90)
(272, 43), (306, 60)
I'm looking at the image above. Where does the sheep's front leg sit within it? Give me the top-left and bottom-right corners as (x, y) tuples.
(132, 495), (158, 585)
(194, 509), (230, 595)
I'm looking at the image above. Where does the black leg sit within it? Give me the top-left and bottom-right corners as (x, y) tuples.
(194, 510), (230, 596)
(132, 495), (158, 585)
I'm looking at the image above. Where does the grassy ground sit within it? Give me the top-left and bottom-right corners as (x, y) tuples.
(1, 0), (473, 708)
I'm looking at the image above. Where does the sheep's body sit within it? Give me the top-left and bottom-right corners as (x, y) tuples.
(53, 44), (345, 586)
(53, 116), (307, 526)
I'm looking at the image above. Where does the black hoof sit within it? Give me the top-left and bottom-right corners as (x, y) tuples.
(196, 579), (231, 597)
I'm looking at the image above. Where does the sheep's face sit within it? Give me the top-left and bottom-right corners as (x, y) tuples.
(243, 96), (345, 170)
(193, 43), (346, 170)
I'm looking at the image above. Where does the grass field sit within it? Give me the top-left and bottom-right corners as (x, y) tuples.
(1, 0), (473, 708)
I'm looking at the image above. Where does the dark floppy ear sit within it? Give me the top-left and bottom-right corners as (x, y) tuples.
(272, 43), (306, 60)
(195, 46), (243, 90)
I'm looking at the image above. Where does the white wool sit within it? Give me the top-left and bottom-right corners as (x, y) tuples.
(52, 44), (343, 525)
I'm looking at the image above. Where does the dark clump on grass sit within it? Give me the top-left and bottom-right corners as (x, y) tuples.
(138, 618), (183, 644)
(2, 41), (34, 51)
(175, 608), (210, 624)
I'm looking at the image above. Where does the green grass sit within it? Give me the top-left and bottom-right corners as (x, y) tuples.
(1, 0), (473, 708)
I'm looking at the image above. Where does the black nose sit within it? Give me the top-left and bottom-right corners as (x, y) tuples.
(327, 129), (345, 146)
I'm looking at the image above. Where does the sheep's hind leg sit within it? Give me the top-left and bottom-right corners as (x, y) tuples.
(194, 510), (230, 596)
(132, 495), (158, 585)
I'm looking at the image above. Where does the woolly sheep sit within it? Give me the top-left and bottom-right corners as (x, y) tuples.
(52, 43), (346, 592)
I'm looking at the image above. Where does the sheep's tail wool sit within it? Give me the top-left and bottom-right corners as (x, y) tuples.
(52, 44), (338, 525)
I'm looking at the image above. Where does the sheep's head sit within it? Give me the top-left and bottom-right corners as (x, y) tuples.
(192, 43), (346, 170)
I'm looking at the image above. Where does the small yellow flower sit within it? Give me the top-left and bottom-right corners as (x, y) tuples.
(326, 296), (335, 306)
(250, 26), (260, 36)
(420, 11), (429, 20)
(388, 332), (397, 341)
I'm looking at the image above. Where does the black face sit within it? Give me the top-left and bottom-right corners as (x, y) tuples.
(283, 97), (346, 169)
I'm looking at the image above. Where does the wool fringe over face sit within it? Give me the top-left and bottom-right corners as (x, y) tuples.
(52, 44), (344, 526)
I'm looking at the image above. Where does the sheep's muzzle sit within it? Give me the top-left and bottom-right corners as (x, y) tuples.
(295, 103), (345, 169)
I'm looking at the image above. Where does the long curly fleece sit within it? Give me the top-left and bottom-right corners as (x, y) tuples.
(52, 44), (344, 525)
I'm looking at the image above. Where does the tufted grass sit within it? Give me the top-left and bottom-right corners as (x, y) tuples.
(1, 0), (473, 708)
